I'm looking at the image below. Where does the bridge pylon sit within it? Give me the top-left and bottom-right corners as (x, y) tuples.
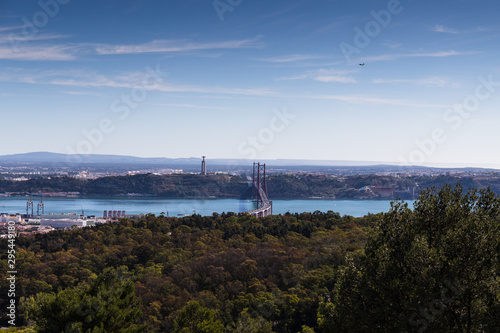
(248, 162), (272, 217)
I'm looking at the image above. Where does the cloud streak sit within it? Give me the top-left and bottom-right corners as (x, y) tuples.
(433, 25), (459, 34)
(0, 68), (274, 97)
(363, 50), (478, 62)
(0, 44), (78, 61)
(0, 33), (264, 61)
(277, 68), (357, 83)
(0, 67), (443, 107)
(0, 26), (22, 33)
(94, 36), (263, 55)
(373, 76), (455, 87)
(258, 54), (326, 63)
(152, 103), (249, 111)
(296, 93), (449, 108)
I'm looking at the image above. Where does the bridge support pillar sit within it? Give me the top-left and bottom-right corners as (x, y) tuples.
(247, 163), (272, 217)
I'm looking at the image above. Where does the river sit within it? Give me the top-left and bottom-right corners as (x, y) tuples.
(0, 196), (415, 218)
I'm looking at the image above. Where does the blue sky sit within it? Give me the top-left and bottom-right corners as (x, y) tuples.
(1, 0), (500, 167)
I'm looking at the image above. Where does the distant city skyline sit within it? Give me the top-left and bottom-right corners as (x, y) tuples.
(1, 0), (500, 167)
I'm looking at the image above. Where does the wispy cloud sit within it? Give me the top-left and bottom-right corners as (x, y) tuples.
(258, 54), (326, 63)
(1, 67), (443, 107)
(0, 33), (263, 61)
(0, 44), (79, 61)
(314, 76), (356, 83)
(373, 76), (456, 87)
(0, 32), (77, 61)
(0, 26), (22, 33)
(2, 32), (71, 43)
(0, 92), (17, 97)
(312, 94), (412, 106)
(382, 40), (402, 49)
(94, 37), (263, 55)
(0, 68), (274, 97)
(184, 52), (225, 58)
(153, 103), (248, 111)
(314, 17), (354, 34)
(473, 26), (493, 32)
(363, 50), (478, 62)
(432, 25), (495, 34)
(277, 68), (357, 83)
(296, 93), (448, 108)
(433, 24), (459, 34)
(61, 91), (109, 97)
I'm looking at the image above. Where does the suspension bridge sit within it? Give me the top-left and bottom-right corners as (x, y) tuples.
(246, 162), (273, 217)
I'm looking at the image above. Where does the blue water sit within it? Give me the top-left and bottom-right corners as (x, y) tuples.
(0, 197), (415, 218)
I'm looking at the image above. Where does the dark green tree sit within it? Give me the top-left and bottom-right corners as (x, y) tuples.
(22, 267), (146, 333)
(320, 184), (500, 332)
(171, 301), (224, 333)
(234, 309), (272, 333)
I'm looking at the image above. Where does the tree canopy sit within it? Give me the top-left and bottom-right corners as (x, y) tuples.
(22, 267), (146, 333)
(320, 184), (500, 332)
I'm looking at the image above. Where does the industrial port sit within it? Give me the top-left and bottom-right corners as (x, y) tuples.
(0, 195), (134, 237)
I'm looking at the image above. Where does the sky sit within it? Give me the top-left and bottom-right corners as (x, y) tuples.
(1, 0), (500, 167)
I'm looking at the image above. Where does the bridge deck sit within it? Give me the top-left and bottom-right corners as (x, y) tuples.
(247, 201), (272, 217)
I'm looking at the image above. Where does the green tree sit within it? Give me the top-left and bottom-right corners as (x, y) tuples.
(300, 325), (315, 333)
(22, 267), (146, 333)
(234, 309), (272, 333)
(321, 184), (500, 332)
(171, 301), (224, 333)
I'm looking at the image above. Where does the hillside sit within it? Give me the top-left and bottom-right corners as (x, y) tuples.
(0, 174), (250, 198)
(3, 173), (500, 199)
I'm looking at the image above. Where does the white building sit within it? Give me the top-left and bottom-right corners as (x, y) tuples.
(40, 218), (88, 229)
(0, 214), (22, 223)
(40, 216), (105, 229)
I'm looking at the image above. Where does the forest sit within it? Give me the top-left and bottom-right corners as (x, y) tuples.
(1, 184), (499, 332)
(0, 174), (250, 198)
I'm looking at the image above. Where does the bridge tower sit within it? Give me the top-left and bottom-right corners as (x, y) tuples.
(252, 162), (267, 207)
(250, 162), (272, 217)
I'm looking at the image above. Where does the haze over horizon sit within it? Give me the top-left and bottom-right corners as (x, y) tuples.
(2, 151), (500, 170)
(1, 0), (500, 167)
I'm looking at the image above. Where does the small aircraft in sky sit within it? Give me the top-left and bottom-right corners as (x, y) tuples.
(359, 63), (365, 66)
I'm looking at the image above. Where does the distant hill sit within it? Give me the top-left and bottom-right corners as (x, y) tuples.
(0, 152), (201, 165)
(0, 151), (384, 166)
(0, 151), (473, 167)
(0, 152), (499, 171)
